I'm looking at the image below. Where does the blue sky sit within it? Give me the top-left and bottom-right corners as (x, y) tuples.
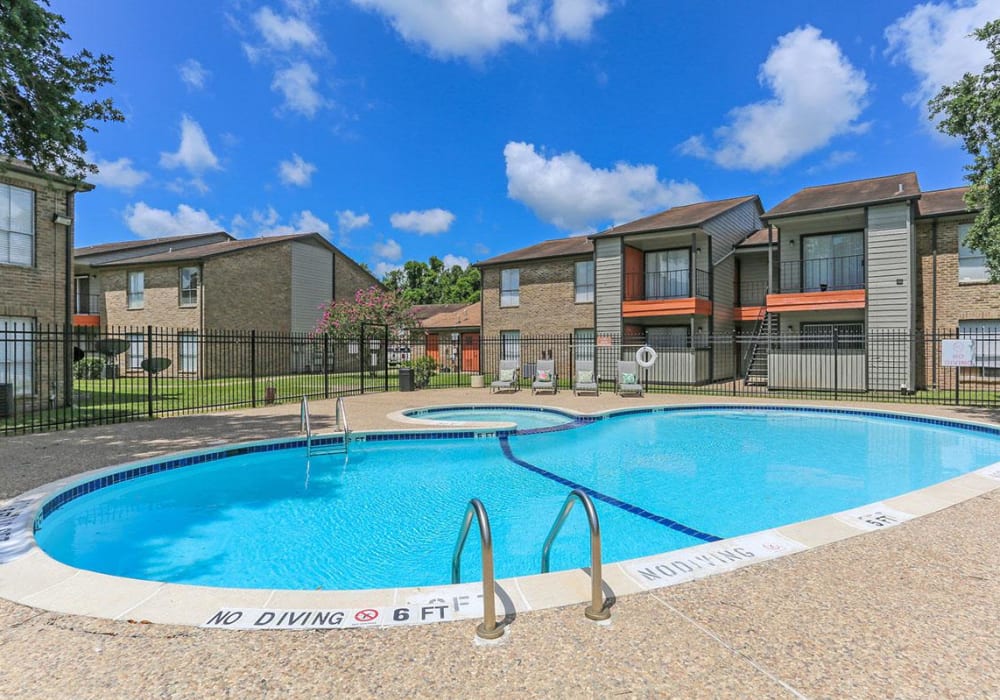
(58, 0), (997, 277)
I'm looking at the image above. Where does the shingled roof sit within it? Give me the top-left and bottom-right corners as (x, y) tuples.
(763, 172), (920, 220)
(475, 236), (593, 267)
(75, 231), (233, 257)
(591, 195), (760, 238)
(84, 233), (330, 267)
(735, 228), (774, 248)
(916, 186), (972, 218)
(418, 302), (481, 330)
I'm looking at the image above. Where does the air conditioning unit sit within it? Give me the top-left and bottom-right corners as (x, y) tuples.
(0, 383), (13, 418)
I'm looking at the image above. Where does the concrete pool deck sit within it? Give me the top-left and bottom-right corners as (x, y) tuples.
(2, 389), (999, 697)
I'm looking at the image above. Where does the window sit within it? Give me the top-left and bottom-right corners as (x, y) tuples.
(573, 329), (595, 361)
(645, 249), (689, 299)
(802, 232), (863, 291)
(0, 184), (34, 266)
(179, 332), (198, 373)
(500, 330), (521, 365)
(958, 320), (1000, 378)
(500, 269), (519, 307)
(959, 224), (988, 282)
(0, 317), (34, 395)
(127, 271), (145, 309)
(575, 261), (594, 303)
(799, 322), (864, 351)
(126, 333), (145, 371)
(179, 267), (199, 306)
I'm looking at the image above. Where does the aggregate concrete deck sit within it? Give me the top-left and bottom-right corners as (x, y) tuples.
(2, 389), (998, 698)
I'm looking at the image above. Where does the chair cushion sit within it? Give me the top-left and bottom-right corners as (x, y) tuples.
(621, 372), (636, 385)
(536, 369), (551, 381)
(577, 370), (594, 383)
(498, 368), (515, 382)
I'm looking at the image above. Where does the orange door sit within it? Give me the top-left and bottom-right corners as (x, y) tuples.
(461, 333), (480, 373)
(427, 334), (440, 363)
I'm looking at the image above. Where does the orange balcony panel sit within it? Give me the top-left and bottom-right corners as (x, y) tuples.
(765, 289), (866, 313)
(734, 306), (765, 321)
(73, 314), (101, 327)
(623, 298), (713, 318)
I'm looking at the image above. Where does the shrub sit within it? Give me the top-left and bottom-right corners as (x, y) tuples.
(73, 357), (105, 379)
(404, 356), (437, 388)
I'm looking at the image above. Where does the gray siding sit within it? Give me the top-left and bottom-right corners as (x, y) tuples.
(702, 199), (762, 263)
(865, 202), (915, 389)
(712, 255), (735, 379)
(291, 240), (334, 334)
(594, 237), (622, 336)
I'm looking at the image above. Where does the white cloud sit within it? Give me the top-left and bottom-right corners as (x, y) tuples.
(252, 208), (334, 238)
(680, 26), (869, 171)
(337, 209), (371, 232)
(885, 0), (999, 119)
(373, 238), (403, 260)
(442, 253), (470, 269)
(296, 210), (333, 238)
(253, 6), (322, 52)
(89, 157), (150, 190)
(373, 261), (402, 278)
(271, 62), (326, 117)
(159, 115), (221, 173)
(504, 141), (703, 231)
(278, 153), (317, 186)
(178, 59), (209, 89)
(124, 202), (222, 238)
(349, 0), (611, 60)
(390, 208), (456, 235)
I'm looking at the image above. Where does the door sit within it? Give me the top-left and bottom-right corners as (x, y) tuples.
(461, 333), (480, 373)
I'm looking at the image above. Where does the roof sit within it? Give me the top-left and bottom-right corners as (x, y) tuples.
(475, 236), (593, 267)
(916, 186), (973, 218)
(0, 158), (95, 192)
(591, 195), (760, 238)
(410, 303), (470, 321)
(763, 172), (920, 220)
(85, 233), (332, 267)
(736, 228), (774, 248)
(75, 231), (233, 258)
(418, 302), (481, 330)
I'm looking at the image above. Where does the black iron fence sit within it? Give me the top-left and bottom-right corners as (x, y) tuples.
(2, 324), (998, 436)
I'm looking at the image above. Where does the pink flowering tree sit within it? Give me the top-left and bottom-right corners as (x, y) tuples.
(313, 285), (418, 340)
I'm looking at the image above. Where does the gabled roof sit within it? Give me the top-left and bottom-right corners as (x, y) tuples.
(736, 228), (774, 248)
(418, 302), (481, 330)
(75, 231), (233, 258)
(590, 195), (761, 238)
(916, 186), (973, 218)
(410, 303), (470, 321)
(763, 172), (920, 220)
(475, 236), (593, 267)
(85, 233), (332, 267)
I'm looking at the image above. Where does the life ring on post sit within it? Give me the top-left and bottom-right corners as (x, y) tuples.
(635, 345), (658, 368)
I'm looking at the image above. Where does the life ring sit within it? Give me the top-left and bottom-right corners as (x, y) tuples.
(635, 345), (658, 368)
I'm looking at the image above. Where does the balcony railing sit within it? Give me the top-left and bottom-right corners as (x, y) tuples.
(74, 294), (101, 315)
(779, 255), (864, 294)
(737, 281), (768, 307)
(625, 269), (709, 301)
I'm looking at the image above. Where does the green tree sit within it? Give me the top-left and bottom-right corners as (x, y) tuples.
(1, 0), (123, 178)
(383, 256), (481, 304)
(313, 286), (417, 339)
(929, 19), (1000, 280)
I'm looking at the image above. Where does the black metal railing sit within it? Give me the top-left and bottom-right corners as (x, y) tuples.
(779, 255), (864, 293)
(737, 281), (768, 307)
(624, 269), (709, 301)
(74, 294), (101, 315)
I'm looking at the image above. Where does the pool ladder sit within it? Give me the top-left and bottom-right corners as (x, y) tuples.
(300, 396), (350, 456)
(452, 488), (609, 640)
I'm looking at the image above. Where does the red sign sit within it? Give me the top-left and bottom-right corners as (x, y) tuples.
(354, 609), (379, 622)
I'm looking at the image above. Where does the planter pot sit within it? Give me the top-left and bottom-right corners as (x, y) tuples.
(471, 374), (485, 388)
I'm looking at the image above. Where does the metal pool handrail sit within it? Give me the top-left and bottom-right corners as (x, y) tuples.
(300, 396), (350, 456)
(452, 498), (503, 640)
(541, 489), (611, 621)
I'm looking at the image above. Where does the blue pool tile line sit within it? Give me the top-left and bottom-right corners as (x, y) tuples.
(497, 435), (721, 543)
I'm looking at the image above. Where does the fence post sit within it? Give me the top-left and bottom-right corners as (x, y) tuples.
(324, 334), (330, 398)
(251, 329), (257, 407)
(383, 325), (389, 393)
(832, 327), (839, 401)
(360, 325), (366, 395)
(731, 330), (738, 396)
(146, 325), (154, 418)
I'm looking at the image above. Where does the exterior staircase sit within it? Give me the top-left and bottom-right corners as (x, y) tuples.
(743, 307), (777, 386)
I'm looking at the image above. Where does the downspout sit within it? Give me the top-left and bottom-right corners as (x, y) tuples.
(63, 189), (75, 407)
(931, 218), (938, 388)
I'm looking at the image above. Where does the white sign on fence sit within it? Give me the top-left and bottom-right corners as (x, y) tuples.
(941, 339), (975, 367)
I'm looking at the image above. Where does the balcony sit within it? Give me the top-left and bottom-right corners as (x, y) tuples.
(623, 269), (712, 318)
(767, 255), (866, 313)
(73, 293), (101, 327)
(734, 280), (768, 321)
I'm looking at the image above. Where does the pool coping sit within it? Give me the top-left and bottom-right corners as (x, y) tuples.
(2, 402), (999, 632)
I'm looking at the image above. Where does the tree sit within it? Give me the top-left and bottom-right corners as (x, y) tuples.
(383, 257), (481, 304)
(1, 0), (123, 178)
(313, 286), (418, 339)
(929, 19), (1000, 280)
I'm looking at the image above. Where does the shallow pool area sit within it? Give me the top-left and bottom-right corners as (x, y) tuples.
(401, 404), (577, 430)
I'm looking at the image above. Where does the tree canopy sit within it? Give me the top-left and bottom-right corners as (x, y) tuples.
(313, 286), (417, 339)
(0, 0), (123, 178)
(382, 257), (481, 305)
(929, 19), (1000, 280)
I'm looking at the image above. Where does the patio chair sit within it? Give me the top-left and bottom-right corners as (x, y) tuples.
(616, 360), (643, 397)
(532, 358), (557, 394)
(491, 359), (520, 393)
(573, 360), (599, 396)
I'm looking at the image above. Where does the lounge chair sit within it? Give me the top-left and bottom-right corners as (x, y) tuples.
(616, 360), (643, 397)
(532, 358), (557, 394)
(491, 359), (520, 393)
(573, 360), (599, 396)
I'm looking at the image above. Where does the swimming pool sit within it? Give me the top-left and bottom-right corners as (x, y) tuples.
(402, 405), (577, 430)
(31, 406), (1000, 593)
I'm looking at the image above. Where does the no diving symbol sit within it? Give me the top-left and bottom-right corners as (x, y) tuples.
(354, 609), (379, 623)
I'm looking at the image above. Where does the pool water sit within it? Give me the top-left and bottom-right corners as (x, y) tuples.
(407, 406), (575, 430)
(34, 408), (1000, 591)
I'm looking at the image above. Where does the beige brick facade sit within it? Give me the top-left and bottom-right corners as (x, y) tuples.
(101, 264), (203, 330)
(480, 256), (594, 337)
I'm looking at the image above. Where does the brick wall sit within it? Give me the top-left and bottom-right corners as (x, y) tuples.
(100, 264), (202, 330)
(204, 244), (293, 332)
(334, 254), (379, 302)
(480, 256), (594, 336)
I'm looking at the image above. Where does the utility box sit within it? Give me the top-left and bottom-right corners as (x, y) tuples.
(398, 367), (415, 392)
